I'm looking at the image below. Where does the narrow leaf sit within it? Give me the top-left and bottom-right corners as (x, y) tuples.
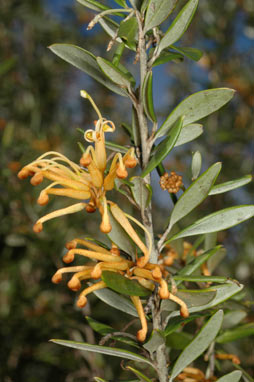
(175, 124), (203, 146)
(152, 51), (183, 67)
(191, 151), (202, 180)
(156, 88), (235, 138)
(164, 314), (206, 337)
(97, 57), (132, 88)
(49, 44), (126, 96)
(159, 0), (199, 53)
(105, 141), (128, 154)
(102, 271), (152, 297)
(168, 283), (243, 317)
(93, 288), (138, 317)
(142, 71), (157, 122)
(162, 289), (216, 312)
(126, 366), (153, 382)
(94, 378), (108, 382)
(86, 316), (114, 335)
(170, 310), (224, 380)
(50, 339), (155, 367)
(118, 17), (138, 50)
(216, 371), (242, 382)
(77, 0), (109, 11)
(216, 323), (254, 343)
(144, 0), (177, 32)
(173, 275), (228, 283)
(167, 205), (254, 242)
(143, 330), (165, 356)
(222, 310), (247, 330)
(107, 210), (136, 260)
(209, 175), (252, 195)
(171, 46), (203, 61)
(130, 176), (152, 214)
(141, 116), (183, 178)
(169, 162), (222, 228)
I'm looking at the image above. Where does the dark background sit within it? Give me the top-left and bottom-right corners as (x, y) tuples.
(0, 0), (253, 381)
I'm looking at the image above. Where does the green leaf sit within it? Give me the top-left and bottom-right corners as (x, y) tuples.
(166, 331), (192, 350)
(156, 88), (235, 138)
(107, 210), (136, 260)
(132, 106), (141, 147)
(234, 365), (254, 382)
(209, 175), (252, 195)
(167, 205), (254, 242)
(191, 151), (202, 180)
(93, 288), (139, 317)
(175, 123), (203, 146)
(175, 246), (222, 284)
(102, 271), (152, 297)
(130, 176), (152, 213)
(173, 275), (228, 283)
(162, 289), (216, 312)
(158, 0), (199, 53)
(216, 323), (254, 343)
(164, 314), (206, 337)
(216, 371), (242, 382)
(76, 0), (109, 11)
(98, 17), (121, 42)
(105, 140), (128, 154)
(207, 247), (226, 273)
(141, 116), (183, 177)
(49, 44), (127, 97)
(152, 51), (183, 67)
(222, 310), (247, 330)
(170, 283), (243, 317)
(142, 71), (157, 122)
(118, 17), (138, 50)
(94, 378), (108, 382)
(144, 0), (177, 32)
(114, 0), (127, 7)
(50, 339), (155, 367)
(97, 57), (132, 89)
(171, 46), (203, 61)
(170, 310), (224, 380)
(143, 330), (165, 356)
(126, 366), (153, 382)
(169, 162), (222, 228)
(86, 316), (114, 335)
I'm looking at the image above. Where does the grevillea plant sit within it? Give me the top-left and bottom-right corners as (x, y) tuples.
(18, 0), (254, 381)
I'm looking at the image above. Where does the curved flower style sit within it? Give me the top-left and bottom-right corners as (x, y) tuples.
(18, 90), (137, 235)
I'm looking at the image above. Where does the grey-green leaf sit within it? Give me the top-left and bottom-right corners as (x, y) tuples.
(167, 205), (254, 242)
(144, 0), (177, 32)
(50, 339), (155, 367)
(171, 46), (203, 61)
(49, 44), (126, 96)
(216, 371), (242, 382)
(93, 288), (138, 317)
(222, 310), (247, 330)
(107, 210), (136, 260)
(191, 151), (202, 180)
(126, 366), (153, 382)
(158, 0), (199, 53)
(175, 124), (203, 147)
(77, 0), (109, 11)
(142, 71), (157, 122)
(97, 57), (132, 88)
(141, 116), (183, 177)
(156, 88), (235, 138)
(130, 176), (152, 213)
(209, 175), (252, 195)
(170, 310), (224, 380)
(216, 323), (254, 343)
(169, 162), (222, 228)
(143, 330), (165, 357)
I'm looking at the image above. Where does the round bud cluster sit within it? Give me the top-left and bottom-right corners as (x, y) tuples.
(159, 171), (183, 193)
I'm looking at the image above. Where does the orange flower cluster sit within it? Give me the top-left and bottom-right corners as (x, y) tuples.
(51, 235), (189, 342)
(160, 171), (183, 193)
(18, 91), (137, 235)
(176, 367), (217, 382)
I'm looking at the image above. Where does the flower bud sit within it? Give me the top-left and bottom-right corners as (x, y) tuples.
(33, 222), (43, 233)
(63, 251), (74, 263)
(51, 272), (62, 284)
(37, 191), (49, 206)
(30, 172), (43, 186)
(77, 295), (87, 308)
(68, 276), (81, 291)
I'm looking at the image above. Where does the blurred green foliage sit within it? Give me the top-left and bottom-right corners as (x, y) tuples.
(0, 0), (253, 381)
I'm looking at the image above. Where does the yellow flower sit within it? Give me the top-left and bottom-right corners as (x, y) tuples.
(18, 90), (137, 234)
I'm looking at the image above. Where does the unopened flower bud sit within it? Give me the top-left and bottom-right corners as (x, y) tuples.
(30, 172), (43, 186)
(17, 167), (30, 180)
(80, 153), (92, 167)
(65, 240), (77, 250)
(136, 329), (146, 342)
(37, 191), (49, 206)
(125, 157), (137, 168)
(116, 164), (128, 179)
(85, 203), (96, 213)
(63, 251), (74, 263)
(51, 272), (62, 284)
(33, 222), (43, 233)
(77, 295), (87, 308)
(68, 276), (81, 291)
